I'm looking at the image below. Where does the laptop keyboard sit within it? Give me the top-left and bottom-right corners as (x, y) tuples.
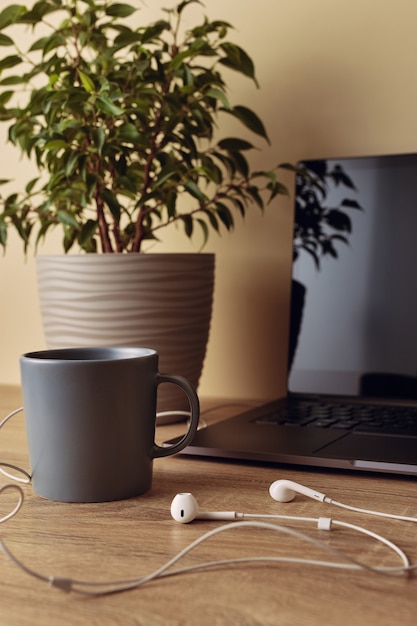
(254, 400), (417, 436)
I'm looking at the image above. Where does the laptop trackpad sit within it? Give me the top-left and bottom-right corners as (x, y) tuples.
(315, 432), (417, 464)
(188, 422), (347, 456)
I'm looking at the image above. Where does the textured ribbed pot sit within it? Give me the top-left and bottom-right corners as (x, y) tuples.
(36, 253), (215, 417)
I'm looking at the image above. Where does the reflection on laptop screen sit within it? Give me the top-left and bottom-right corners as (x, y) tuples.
(289, 153), (417, 401)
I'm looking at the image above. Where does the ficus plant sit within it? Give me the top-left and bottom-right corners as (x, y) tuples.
(0, 0), (289, 254)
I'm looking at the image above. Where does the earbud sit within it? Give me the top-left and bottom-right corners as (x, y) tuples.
(268, 478), (417, 524)
(269, 479), (327, 503)
(170, 492), (326, 526)
(170, 493), (242, 523)
(172, 481), (417, 529)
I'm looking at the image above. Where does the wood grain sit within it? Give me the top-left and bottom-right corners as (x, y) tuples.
(0, 385), (417, 626)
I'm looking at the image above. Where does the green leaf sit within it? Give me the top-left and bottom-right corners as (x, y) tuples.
(230, 150), (249, 178)
(169, 37), (209, 69)
(78, 219), (97, 247)
(30, 33), (66, 54)
(0, 74), (26, 85)
(117, 123), (143, 144)
(0, 220), (7, 247)
(202, 208), (219, 232)
(96, 95), (124, 116)
(0, 33), (13, 46)
(63, 229), (77, 253)
(181, 214), (193, 237)
(225, 105), (270, 143)
(246, 186), (264, 209)
(205, 87), (231, 110)
(229, 196), (246, 217)
(140, 20), (170, 44)
(102, 188), (121, 220)
(218, 138), (254, 152)
(78, 70), (95, 94)
(18, 1), (60, 24)
(177, 0), (203, 15)
(215, 202), (234, 230)
(0, 54), (21, 71)
(200, 156), (223, 185)
(105, 3), (137, 18)
(212, 150), (236, 177)
(44, 139), (67, 151)
(29, 36), (50, 52)
(219, 42), (258, 87)
(25, 177), (39, 193)
(0, 89), (13, 105)
(57, 210), (79, 229)
(64, 151), (80, 178)
(267, 179), (289, 202)
(166, 191), (177, 218)
(154, 169), (177, 189)
(0, 5), (27, 30)
(196, 217), (209, 248)
(92, 127), (105, 156)
(114, 31), (143, 47)
(184, 180), (207, 202)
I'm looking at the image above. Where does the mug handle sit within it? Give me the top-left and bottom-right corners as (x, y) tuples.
(152, 373), (200, 458)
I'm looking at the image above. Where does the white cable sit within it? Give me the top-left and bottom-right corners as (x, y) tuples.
(0, 408), (31, 484)
(0, 484), (24, 523)
(47, 519), (411, 595)
(0, 484), (412, 596)
(326, 497), (417, 523)
(156, 410), (208, 430)
(0, 407), (23, 429)
(0, 463), (31, 484)
(329, 519), (410, 568)
(156, 410), (191, 420)
(156, 402), (256, 429)
(240, 514), (410, 569)
(0, 406), (415, 595)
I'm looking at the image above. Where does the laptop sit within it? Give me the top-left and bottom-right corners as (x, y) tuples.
(171, 153), (417, 476)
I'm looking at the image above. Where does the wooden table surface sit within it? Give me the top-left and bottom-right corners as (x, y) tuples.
(1, 384), (417, 626)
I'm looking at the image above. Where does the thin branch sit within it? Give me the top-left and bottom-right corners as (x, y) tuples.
(94, 192), (113, 253)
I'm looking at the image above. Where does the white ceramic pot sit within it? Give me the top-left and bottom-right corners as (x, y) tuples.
(36, 253), (215, 419)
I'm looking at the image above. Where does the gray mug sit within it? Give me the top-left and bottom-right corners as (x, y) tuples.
(19, 347), (199, 502)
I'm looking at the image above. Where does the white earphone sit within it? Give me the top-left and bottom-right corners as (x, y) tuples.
(168, 488), (417, 579)
(1, 406), (417, 596)
(170, 491), (321, 525)
(171, 480), (417, 525)
(0, 479), (416, 596)
(170, 493), (244, 523)
(269, 479), (417, 523)
(269, 479), (326, 503)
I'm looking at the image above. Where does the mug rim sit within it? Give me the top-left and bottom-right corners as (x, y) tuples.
(20, 346), (157, 362)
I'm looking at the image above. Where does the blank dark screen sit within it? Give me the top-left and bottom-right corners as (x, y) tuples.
(289, 153), (417, 401)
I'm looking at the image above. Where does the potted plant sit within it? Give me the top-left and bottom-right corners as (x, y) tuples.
(289, 159), (363, 368)
(0, 0), (289, 413)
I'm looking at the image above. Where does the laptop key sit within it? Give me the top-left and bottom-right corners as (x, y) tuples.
(329, 420), (360, 429)
(307, 419), (338, 428)
(255, 401), (417, 436)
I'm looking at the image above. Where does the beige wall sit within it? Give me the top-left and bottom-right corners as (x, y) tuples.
(1, 0), (417, 402)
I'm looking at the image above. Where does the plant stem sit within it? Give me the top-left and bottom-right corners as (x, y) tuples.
(94, 192), (113, 253)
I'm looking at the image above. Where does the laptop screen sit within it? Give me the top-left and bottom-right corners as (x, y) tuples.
(289, 153), (417, 401)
